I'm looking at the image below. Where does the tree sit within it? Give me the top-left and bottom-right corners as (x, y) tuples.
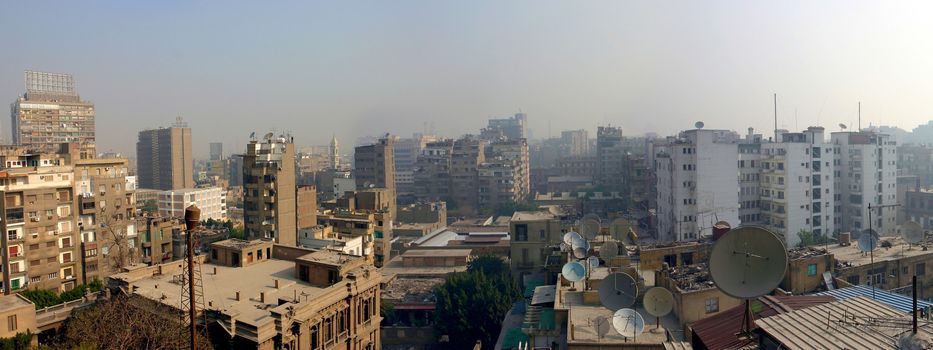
(796, 229), (830, 248)
(492, 201), (539, 217)
(140, 200), (158, 215)
(58, 296), (212, 350)
(434, 255), (520, 350)
(381, 299), (397, 326)
(0, 331), (33, 350)
(19, 289), (58, 309)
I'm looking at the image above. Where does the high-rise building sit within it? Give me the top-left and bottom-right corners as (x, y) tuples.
(481, 139), (531, 206)
(832, 130), (897, 236)
(393, 134), (436, 201)
(73, 157), (138, 283)
(450, 137), (486, 212)
(413, 140), (454, 202)
(738, 128), (764, 226)
(481, 113), (527, 141)
(354, 137), (396, 219)
(560, 129), (589, 157)
(242, 135), (298, 245)
(654, 129), (740, 242)
(209, 142), (223, 161)
(157, 187), (227, 221)
(760, 127), (836, 247)
(329, 134), (340, 170)
(11, 70), (96, 159)
(136, 121), (194, 190)
(0, 151), (80, 293)
(596, 126), (625, 190)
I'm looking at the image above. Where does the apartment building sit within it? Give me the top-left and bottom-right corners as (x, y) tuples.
(393, 134), (436, 201)
(242, 135), (298, 245)
(738, 128), (764, 225)
(73, 157), (137, 283)
(509, 211), (564, 285)
(413, 140), (453, 202)
(354, 137), (396, 219)
(157, 187), (227, 221)
(136, 122), (194, 190)
(488, 139), (531, 201)
(832, 131), (897, 236)
(10, 71), (95, 159)
(0, 157), (79, 293)
(137, 216), (181, 266)
(596, 126), (625, 190)
(655, 129), (740, 242)
(450, 137), (486, 212)
(560, 129), (589, 157)
(759, 127), (835, 247)
(481, 113), (527, 141)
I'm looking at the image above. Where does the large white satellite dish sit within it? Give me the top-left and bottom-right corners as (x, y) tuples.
(612, 308), (645, 338)
(709, 226), (788, 299)
(563, 231), (582, 246)
(858, 229), (879, 252)
(562, 261), (587, 282)
(903, 221), (924, 245)
(599, 273), (637, 311)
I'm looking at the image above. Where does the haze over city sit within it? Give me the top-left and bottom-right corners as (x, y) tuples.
(5, 1), (933, 157)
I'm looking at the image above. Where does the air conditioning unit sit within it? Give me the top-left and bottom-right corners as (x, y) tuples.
(30, 217), (39, 222)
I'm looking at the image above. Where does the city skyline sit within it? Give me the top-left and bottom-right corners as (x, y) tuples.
(6, 1), (933, 158)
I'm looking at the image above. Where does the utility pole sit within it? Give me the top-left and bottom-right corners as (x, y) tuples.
(184, 206), (201, 350)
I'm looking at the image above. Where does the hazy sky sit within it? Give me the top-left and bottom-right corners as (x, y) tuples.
(4, 1), (933, 158)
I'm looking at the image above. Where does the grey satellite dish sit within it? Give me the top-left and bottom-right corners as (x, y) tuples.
(839, 123), (847, 130)
(695, 121), (705, 129)
(858, 229), (879, 252)
(587, 256), (600, 268)
(709, 226), (788, 299)
(903, 221), (923, 245)
(573, 246), (589, 259)
(599, 273), (637, 310)
(582, 213), (601, 224)
(559, 242), (569, 252)
(612, 308), (645, 338)
(609, 218), (631, 242)
(563, 231), (582, 246)
(562, 262), (587, 282)
(581, 218), (601, 240)
(595, 316), (611, 338)
(643, 287), (674, 317)
(600, 241), (619, 262)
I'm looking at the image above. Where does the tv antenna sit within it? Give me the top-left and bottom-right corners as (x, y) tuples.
(643, 287), (674, 332)
(709, 226), (788, 337)
(599, 272), (637, 311)
(612, 308), (645, 340)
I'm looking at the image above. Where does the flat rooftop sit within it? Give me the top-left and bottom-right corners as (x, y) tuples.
(382, 277), (443, 304)
(211, 238), (270, 250)
(0, 294), (33, 311)
(828, 235), (933, 268)
(559, 290), (678, 344)
(667, 263), (716, 292)
(129, 259), (345, 328)
(297, 250), (358, 266)
(511, 211), (554, 222)
(382, 256), (467, 278)
(402, 249), (471, 258)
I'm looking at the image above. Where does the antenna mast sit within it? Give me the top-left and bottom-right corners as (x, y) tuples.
(773, 93), (778, 141)
(858, 101), (861, 131)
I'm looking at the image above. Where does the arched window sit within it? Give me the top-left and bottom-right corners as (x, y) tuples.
(310, 325), (319, 349)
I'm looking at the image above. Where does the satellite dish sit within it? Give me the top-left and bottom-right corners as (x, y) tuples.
(580, 219), (601, 240)
(587, 256), (600, 268)
(563, 231), (582, 246)
(264, 132), (274, 140)
(609, 218), (631, 241)
(600, 241), (619, 262)
(559, 242), (569, 252)
(582, 214), (601, 224)
(903, 221), (924, 244)
(573, 246), (589, 259)
(709, 226), (788, 299)
(612, 308), (645, 338)
(595, 316), (612, 338)
(599, 273), (638, 310)
(858, 229), (880, 252)
(695, 121), (705, 129)
(562, 262), (587, 282)
(643, 287), (674, 317)
(839, 123), (847, 130)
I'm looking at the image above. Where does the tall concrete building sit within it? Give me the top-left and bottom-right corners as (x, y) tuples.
(73, 157), (138, 284)
(354, 137), (396, 219)
(209, 142), (223, 161)
(560, 129), (590, 157)
(655, 129), (740, 242)
(832, 130), (897, 236)
(760, 127), (835, 247)
(450, 137), (486, 213)
(393, 134), (436, 201)
(10, 70), (96, 159)
(0, 151), (80, 293)
(596, 126), (625, 190)
(481, 113), (527, 141)
(480, 139), (531, 207)
(329, 134), (339, 170)
(136, 121), (194, 190)
(242, 135), (300, 245)
(738, 128), (764, 225)
(413, 139), (453, 202)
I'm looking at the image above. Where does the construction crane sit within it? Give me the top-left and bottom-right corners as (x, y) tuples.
(181, 205), (206, 350)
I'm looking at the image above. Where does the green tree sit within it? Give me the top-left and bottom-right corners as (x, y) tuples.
(19, 289), (59, 309)
(228, 226), (246, 240)
(492, 201), (539, 217)
(434, 255), (520, 349)
(381, 299), (397, 326)
(796, 229), (830, 248)
(0, 331), (33, 350)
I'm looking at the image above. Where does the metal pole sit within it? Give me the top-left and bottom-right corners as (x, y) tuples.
(185, 206), (201, 350)
(914, 275), (919, 334)
(869, 203), (875, 300)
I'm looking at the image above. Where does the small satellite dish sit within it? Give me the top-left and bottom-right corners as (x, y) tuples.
(599, 273), (637, 310)
(612, 308), (645, 338)
(695, 121), (705, 129)
(858, 229), (879, 252)
(573, 246), (589, 259)
(587, 256), (600, 268)
(563, 231), (582, 246)
(264, 132), (274, 140)
(839, 123), (847, 130)
(609, 218), (631, 241)
(595, 316), (612, 338)
(643, 287), (674, 317)
(903, 221), (924, 244)
(562, 262), (587, 282)
(582, 213), (601, 224)
(581, 219), (601, 240)
(600, 241), (619, 262)
(709, 226), (788, 299)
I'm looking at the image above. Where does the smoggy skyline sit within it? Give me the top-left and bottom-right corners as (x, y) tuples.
(4, 1), (933, 158)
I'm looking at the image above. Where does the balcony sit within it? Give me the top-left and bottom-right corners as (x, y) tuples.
(79, 196), (97, 214)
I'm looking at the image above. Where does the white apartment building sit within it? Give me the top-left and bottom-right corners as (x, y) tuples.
(738, 128), (764, 225)
(158, 187), (227, 221)
(655, 129), (740, 242)
(760, 127), (835, 247)
(831, 131), (897, 236)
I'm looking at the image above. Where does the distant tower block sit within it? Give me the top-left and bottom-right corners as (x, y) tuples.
(330, 134), (340, 169)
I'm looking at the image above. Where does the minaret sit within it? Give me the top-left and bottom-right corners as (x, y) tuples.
(329, 134), (340, 169)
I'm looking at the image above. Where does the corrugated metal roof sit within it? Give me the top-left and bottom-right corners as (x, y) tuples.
(756, 296), (933, 350)
(814, 285), (933, 313)
(663, 341), (693, 350)
(691, 295), (836, 350)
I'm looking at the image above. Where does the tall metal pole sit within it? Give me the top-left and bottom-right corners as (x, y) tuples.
(185, 206), (201, 350)
(913, 275), (919, 334)
(869, 203), (875, 300)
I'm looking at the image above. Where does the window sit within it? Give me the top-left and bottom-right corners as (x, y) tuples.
(515, 224), (528, 242)
(918, 263), (926, 276)
(705, 297), (719, 313)
(807, 264), (817, 276)
(29, 276), (40, 283)
(539, 229), (546, 240)
(47, 272), (58, 280)
(7, 315), (16, 332)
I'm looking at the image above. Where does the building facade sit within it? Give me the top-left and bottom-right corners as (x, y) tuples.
(136, 124), (194, 190)
(242, 135), (298, 245)
(157, 187), (227, 221)
(832, 131), (897, 236)
(10, 71), (96, 159)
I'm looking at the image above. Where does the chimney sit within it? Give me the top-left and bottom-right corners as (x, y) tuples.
(260, 291), (267, 303)
(274, 279), (280, 289)
(235, 291), (240, 301)
(213, 267), (218, 275)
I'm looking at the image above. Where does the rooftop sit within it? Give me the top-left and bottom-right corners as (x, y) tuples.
(402, 249), (472, 258)
(691, 295), (836, 350)
(0, 294), (33, 311)
(788, 246), (831, 260)
(828, 236), (933, 268)
(382, 277), (443, 305)
(297, 250), (360, 266)
(667, 263), (716, 292)
(511, 211), (555, 222)
(211, 238), (270, 250)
